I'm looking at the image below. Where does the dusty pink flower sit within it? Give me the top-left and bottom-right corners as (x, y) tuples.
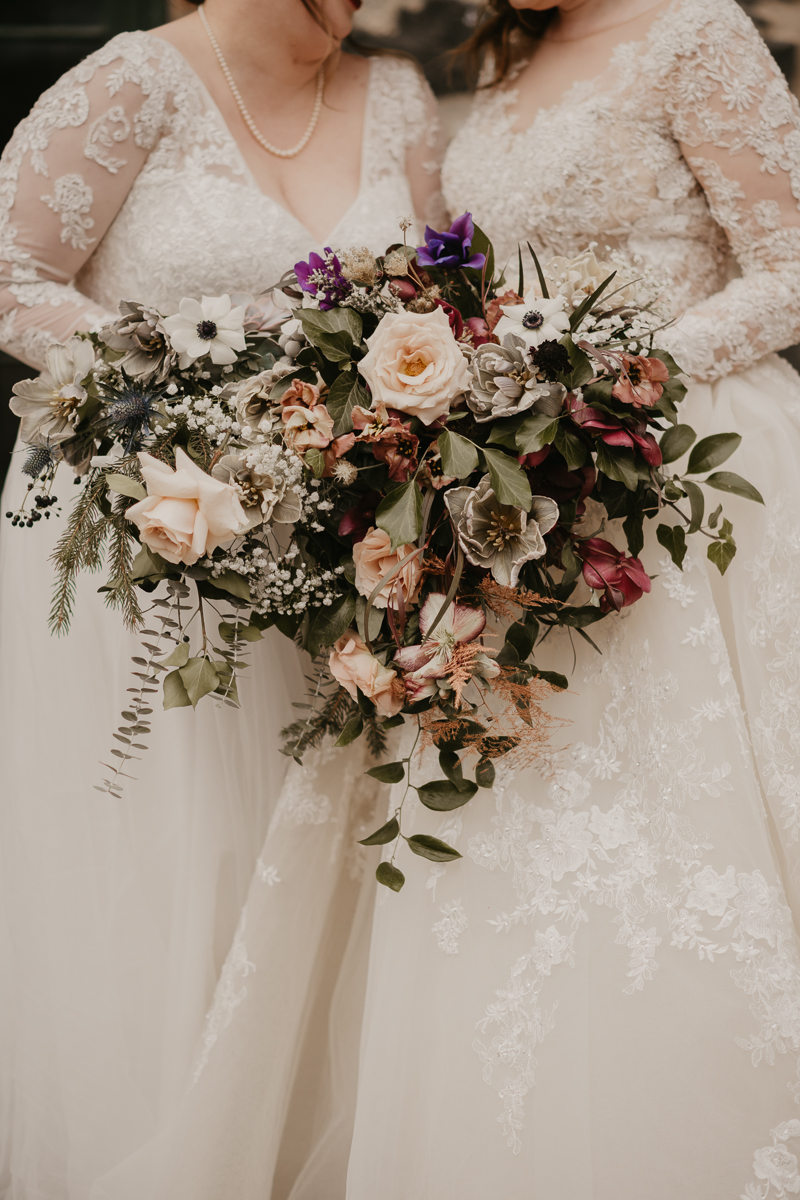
(281, 402), (334, 454)
(329, 630), (405, 717)
(577, 537), (651, 613)
(353, 526), (421, 609)
(321, 433), (356, 477)
(352, 403), (419, 482)
(281, 379), (322, 408)
(567, 393), (662, 465)
(611, 354), (669, 408)
(125, 448), (247, 566)
(393, 592), (499, 702)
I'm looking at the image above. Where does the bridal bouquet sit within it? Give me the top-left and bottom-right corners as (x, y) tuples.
(8, 215), (761, 890)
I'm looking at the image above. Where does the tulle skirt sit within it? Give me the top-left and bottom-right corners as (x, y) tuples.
(5, 353), (800, 1199)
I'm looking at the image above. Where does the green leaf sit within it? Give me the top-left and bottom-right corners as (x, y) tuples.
(355, 594), (384, 644)
(683, 479), (705, 534)
(407, 834), (462, 862)
(105, 473), (146, 501)
(307, 591), (356, 657)
(375, 481), (423, 549)
(623, 505), (644, 559)
(505, 621), (535, 661)
(553, 423), (588, 470)
(163, 641), (190, 668)
(438, 429), (479, 479)
(327, 371), (368, 436)
(656, 523), (687, 569)
(526, 242), (550, 299)
(358, 816), (400, 846)
(163, 668), (192, 709)
(658, 424), (696, 465)
(531, 667), (569, 690)
(130, 544), (170, 581)
(475, 757), (496, 788)
(335, 712), (363, 746)
(438, 748), (464, 787)
(427, 718), (486, 751)
(687, 432), (741, 475)
(366, 761), (406, 784)
(481, 446), (532, 509)
(569, 271), (617, 332)
(556, 335), (594, 390)
(209, 570), (251, 601)
(705, 471), (764, 505)
(708, 522), (737, 575)
(708, 503), (722, 529)
(595, 442), (638, 491)
(178, 656), (220, 707)
(300, 307), (363, 363)
(514, 412), (559, 455)
(381, 714), (406, 729)
(416, 778), (478, 811)
(375, 861), (405, 891)
(270, 366), (317, 401)
(305, 447), (326, 478)
(467, 222), (494, 285)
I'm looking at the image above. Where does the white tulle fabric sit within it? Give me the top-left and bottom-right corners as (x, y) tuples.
(117, 3), (800, 1198)
(0, 31), (439, 1200)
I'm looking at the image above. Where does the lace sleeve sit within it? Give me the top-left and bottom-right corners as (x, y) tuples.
(0, 33), (172, 370)
(391, 58), (447, 229)
(657, 0), (800, 381)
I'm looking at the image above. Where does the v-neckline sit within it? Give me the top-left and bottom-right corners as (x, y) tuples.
(145, 31), (375, 249)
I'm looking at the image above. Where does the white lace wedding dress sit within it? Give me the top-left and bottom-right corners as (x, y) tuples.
(0, 32), (441, 1199)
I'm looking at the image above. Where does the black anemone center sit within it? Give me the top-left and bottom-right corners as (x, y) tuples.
(197, 320), (218, 340)
(522, 310), (544, 330)
(626, 363), (642, 385)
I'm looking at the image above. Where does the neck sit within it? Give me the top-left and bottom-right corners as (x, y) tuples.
(550, 0), (667, 41)
(199, 0), (333, 96)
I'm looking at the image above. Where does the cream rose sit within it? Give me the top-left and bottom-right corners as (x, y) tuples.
(281, 402), (334, 454)
(329, 630), (404, 718)
(125, 447), (247, 565)
(357, 306), (471, 425)
(353, 527), (421, 609)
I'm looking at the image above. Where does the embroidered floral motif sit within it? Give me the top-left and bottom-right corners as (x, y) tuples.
(191, 907), (255, 1083)
(42, 174), (95, 250)
(433, 900), (468, 954)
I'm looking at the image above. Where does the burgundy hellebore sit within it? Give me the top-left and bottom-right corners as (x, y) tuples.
(578, 537), (651, 613)
(567, 393), (662, 466)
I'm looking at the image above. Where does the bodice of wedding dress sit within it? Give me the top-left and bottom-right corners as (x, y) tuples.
(442, 0), (800, 382)
(0, 31), (443, 371)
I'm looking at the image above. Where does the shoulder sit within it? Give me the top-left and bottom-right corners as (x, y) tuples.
(647, 0), (771, 64)
(368, 54), (438, 133)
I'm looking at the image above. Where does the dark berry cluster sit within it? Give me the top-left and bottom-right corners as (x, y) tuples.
(530, 339), (572, 382)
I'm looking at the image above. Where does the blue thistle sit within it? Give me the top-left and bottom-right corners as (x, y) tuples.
(22, 443), (58, 479)
(101, 371), (164, 453)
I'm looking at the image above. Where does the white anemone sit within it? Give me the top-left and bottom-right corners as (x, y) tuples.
(163, 294), (247, 368)
(493, 290), (570, 351)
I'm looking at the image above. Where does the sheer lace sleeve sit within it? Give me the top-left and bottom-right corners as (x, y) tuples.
(371, 57), (447, 230)
(657, 0), (800, 381)
(0, 33), (174, 370)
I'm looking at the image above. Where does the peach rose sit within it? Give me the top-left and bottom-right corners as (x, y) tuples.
(125, 447), (247, 565)
(329, 630), (404, 718)
(281, 401), (334, 453)
(357, 306), (471, 425)
(352, 526), (421, 609)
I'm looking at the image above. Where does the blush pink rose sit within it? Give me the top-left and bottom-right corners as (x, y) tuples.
(352, 526), (422, 609)
(357, 306), (471, 425)
(329, 630), (405, 717)
(125, 447), (247, 565)
(281, 402), (334, 453)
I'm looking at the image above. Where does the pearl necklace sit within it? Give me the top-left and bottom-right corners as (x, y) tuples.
(199, 4), (325, 159)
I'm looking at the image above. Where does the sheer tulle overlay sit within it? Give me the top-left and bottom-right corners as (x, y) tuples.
(0, 32), (441, 1198)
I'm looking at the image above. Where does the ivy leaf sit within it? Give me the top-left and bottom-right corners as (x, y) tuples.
(707, 517), (736, 575)
(481, 446), (532, 509)
(475, 757), (496, 788)
(687, 432), (741, 475)
(178, 656), (220, 707)
(375, 481), (423, 548)
(300, 307), (363, 363)
(358, 816), (400, 846)
(163, 668), (192, 709)
(514, 412), (559, 455)
(307, 591), (356, 657)
(438, 428), (479, 479)
(705, 471), (764, 505)
(656, 523), (687, 570)
(658, 424), (696, 465)
(327, 370), (368, 436)
(708, 503), (722, 529)
(416, 778), (478, 810)
(208, 570), (251, 601)
(407, 834), (462, 862)
(375, 861), (405, 891)
(553, 423), (588, 470)
(130, 544), (170, 581)
(682, 479), (705, 534)
(105, 473), (146, 501)
(366, 761), (406, 784)
(163, 641), (190, 668)
(595, 442), (638, 491)
(335, 712), (363, 746)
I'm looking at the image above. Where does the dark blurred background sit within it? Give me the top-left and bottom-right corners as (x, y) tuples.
(2, 0), (799, 489)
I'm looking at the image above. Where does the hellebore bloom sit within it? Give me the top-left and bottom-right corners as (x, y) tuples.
(444, 474), (559, 587)
(352, 403), (419, 482)
(577, 537), (651, 613)
(294, 248), (352, 310)
(416, 212), (486, 271)
(611, 353), (670, 408)
(567, 393), (662, 466)
(338, 490), (380, 544)
(393, 592), (499, 703)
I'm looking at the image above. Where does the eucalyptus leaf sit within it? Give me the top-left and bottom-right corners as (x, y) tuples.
(658, 424), (696, 465)
(705, 471), (764, 505)
(416, 778), (478, 811)
(375, 861), (405, 891)
(687, 432), (741, 475)
(358, 816), (400, 846)
(335, 712), (363, 746)
(407, 834), (462, 862)
(475, 757), (496, 788)
(163, 668), (192, 709)
(178, 657), (220, 707)
(438, 429), (479, 479)
(481, 446), (532, 509)
(105, 473), (146, 501)
(375, 481), (423, 549)
(366, 761), (406, 784)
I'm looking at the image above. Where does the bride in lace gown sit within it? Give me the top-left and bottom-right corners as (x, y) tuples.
(0, 1), (442, 1194)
